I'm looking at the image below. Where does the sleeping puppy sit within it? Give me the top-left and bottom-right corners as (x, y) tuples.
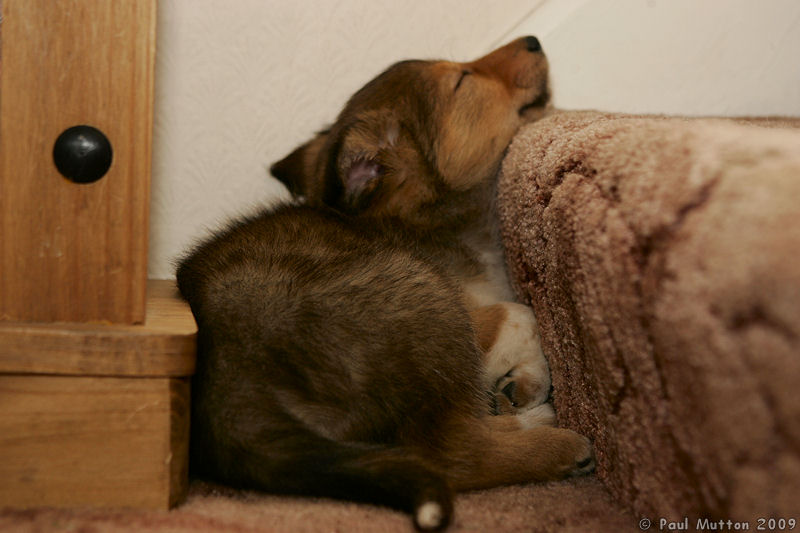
(272, 36), (553, 416)
(177, 37), (593, 532)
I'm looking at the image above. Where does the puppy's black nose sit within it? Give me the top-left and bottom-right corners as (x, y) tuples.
(525, 36), (542, 52)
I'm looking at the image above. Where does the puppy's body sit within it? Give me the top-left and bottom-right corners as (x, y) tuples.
(178, 205), (592, 530)
(178, 37), (593, 530)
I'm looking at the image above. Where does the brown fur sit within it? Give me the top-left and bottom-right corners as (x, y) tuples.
(178, 37), (592, 531)
(470, 304), (508, 354)
(271, 37), (550, 229)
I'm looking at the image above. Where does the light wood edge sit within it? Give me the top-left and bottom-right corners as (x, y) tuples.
(0, 280), (197, 377)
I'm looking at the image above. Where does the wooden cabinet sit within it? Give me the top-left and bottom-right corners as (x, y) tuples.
(0, 1), (197, 510)
(1, 0), (155, 324)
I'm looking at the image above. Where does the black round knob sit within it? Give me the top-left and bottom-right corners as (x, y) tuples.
(53, 125), (113, 184)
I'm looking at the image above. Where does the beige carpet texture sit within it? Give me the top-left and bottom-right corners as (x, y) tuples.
(497, 110), (800, 524)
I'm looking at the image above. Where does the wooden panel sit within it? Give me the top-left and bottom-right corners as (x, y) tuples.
(0, 375), (190, 509)
(168, 376), (191, 507)
(0, 281), (197, 377)
(0, 0), (157, 323)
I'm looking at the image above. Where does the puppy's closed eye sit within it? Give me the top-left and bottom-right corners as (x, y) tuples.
(454, 70), (471, 92)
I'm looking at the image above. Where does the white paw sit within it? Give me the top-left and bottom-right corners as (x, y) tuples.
(517, 403), (556, 428)
(491, 360), (551, 413)
(483, 303), (551, 413)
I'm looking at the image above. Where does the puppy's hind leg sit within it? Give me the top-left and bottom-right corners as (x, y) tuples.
(443, 415), (595, 491)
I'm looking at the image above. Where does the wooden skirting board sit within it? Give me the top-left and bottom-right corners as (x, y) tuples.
(0, 281), (197, 510)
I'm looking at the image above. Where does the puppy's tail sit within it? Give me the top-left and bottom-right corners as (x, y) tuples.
(322, 444), (453, 531)
(219, 433), (453, 531)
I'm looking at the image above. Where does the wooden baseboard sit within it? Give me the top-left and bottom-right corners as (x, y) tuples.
(0, 280), (196, 510)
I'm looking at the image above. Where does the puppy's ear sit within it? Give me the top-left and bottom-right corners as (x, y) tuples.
(334, 117), (400, 211)
(340, 157), (385, 210)
(270, 130), (330, 198)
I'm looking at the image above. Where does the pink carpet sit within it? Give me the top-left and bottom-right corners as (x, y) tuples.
(1, 478), (637, 532)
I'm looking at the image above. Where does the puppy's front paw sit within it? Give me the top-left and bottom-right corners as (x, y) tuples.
(477, 302), (551, 414)
(490, 364), (550, 414)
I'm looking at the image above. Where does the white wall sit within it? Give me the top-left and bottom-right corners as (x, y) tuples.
(149, 0), (800, 278)
(505, 0), (800, 115)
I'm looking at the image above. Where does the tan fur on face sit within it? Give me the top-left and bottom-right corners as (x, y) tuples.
(433, 40), (550, 190)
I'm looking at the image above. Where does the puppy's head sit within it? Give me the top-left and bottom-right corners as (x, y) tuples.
(271, 36), (549, 221)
